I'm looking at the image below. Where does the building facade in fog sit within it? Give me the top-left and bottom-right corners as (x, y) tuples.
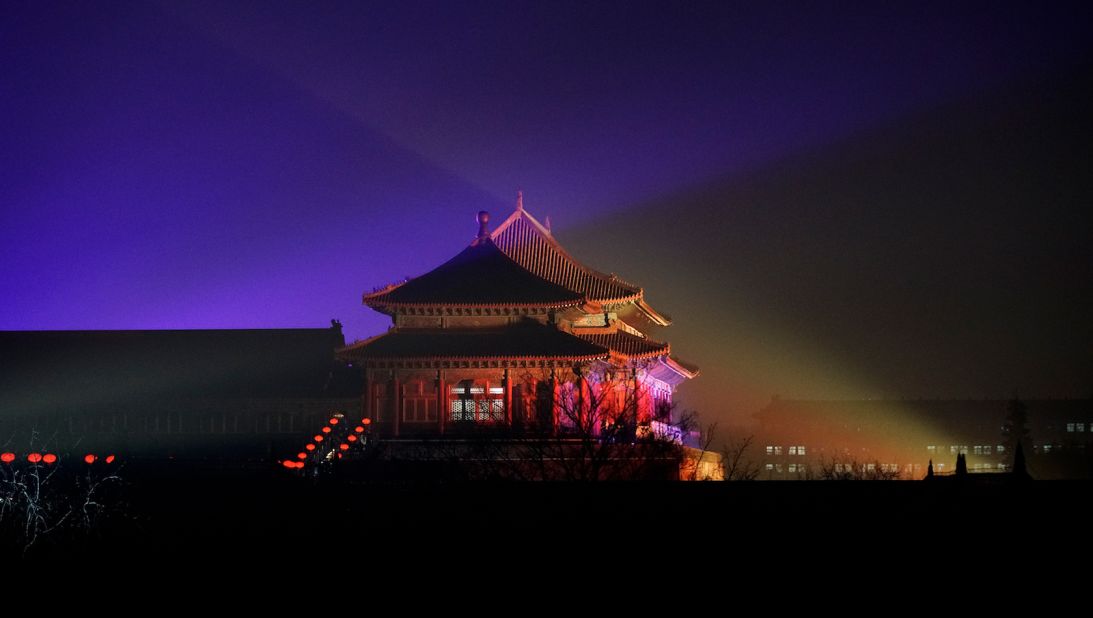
(752, 397), (1093, 480)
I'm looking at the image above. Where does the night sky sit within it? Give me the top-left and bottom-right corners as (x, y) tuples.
(3, 1), (1091, 423)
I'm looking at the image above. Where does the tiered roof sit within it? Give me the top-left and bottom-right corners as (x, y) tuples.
(347, 201), (695, 377)
(339, 321), (609, 365)
(363, 235), (586, 312)
(492, 198), (671, 325)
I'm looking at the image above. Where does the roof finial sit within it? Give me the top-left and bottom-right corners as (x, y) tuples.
(476, 210), (491, 241)
(544, 215), (551, 233)
(516, 190), (524, 211)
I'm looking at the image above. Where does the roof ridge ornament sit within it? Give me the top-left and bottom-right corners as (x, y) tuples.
(473, 210), (490, 245)
(516, 190), (524, 211)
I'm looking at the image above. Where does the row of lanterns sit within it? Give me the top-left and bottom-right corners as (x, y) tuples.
(280, 413), (371, 470)
(1, 452), (117, 465)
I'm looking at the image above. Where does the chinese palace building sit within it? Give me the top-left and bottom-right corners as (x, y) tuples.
(337, 194), (698, 442)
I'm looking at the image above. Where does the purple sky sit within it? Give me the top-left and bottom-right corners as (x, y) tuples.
(3, 1), (1091, 420)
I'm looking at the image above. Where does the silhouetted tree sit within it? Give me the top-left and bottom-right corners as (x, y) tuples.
(1011, 441), (1032, 480)
(1003, 396), (1031, 455)
(719, 434), (760, 481)
(955, 452), (967, 475)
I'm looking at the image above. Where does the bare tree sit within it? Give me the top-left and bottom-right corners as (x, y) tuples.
(816, 456), (903, 481)
(719, 433), (761, 481)
(1, 431), (126, 556)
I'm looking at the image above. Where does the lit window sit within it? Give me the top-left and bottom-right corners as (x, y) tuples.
(983, 445), (991, 454)
(765, 463), (774, 471)
(997, 445), (1005, 453)
(1067, 423), (1075, 432)
(1079, 423), (1086, 432)
(927, 445), (937, 454)
(1042, 444), (1053, 453)
(796, 445), (806, 456)
(766, 446), (774, 455)
(950, 446), (958, 454)
(774, 446), (783, 456)
(973, 446), (983, 455)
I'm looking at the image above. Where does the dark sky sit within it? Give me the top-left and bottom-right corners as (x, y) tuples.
(3, 1), (1091, 422)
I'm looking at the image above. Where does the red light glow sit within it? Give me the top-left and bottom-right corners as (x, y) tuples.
(27, 453), (43, 463)
(329, 418), (339, 425)
(105, 455), (115, 464)
(354, 426), (364, 433)
(347, 435), (357, 442)
(305, 443), (316, 451)
(282, 460), (296, 469)
(84, 454), (97, 464)
(1, 453), (14, 463)
(362, 418), (372, 425)
(314, 435), (324, 442)
(43, 453), (57, 464)
(321, 426), (331, 434)
(339, 443), (349, 451)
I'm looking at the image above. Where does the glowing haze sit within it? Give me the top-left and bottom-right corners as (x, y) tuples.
(2, 1), (1091, 423)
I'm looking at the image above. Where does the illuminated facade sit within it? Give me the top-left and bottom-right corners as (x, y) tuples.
(337, 195), (698, 441)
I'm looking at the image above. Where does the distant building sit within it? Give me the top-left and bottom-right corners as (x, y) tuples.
(752, 397), (1093, 479)
(0, 326), (358, 459)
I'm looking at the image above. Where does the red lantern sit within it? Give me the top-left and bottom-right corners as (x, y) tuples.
(321, 426), (331, 434)
(0, 452), (14, 463)
(282, 460), (296, 469)
(84, 454), (97, 464)
(314, 435), (324, 442)
(105, 455), (115, 464)
(362, 418), (372, 426)
(43, 453), (57, 464)
(347, 434), (357, 442)
(27, 453), (43, 463)
(296, 452), (307, 460)
(339, 443), (349, 451)
(329, 418), (339, 425)
(354, 426), (364, 433)
(305, 443), (316, 451)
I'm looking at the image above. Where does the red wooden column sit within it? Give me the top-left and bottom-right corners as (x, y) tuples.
(503, 368), (512, 425)
(391, 371), (401, 438)
(362, 368), (373, 425)
(436, 369), (446, 435)
(550, 368), (560, 436)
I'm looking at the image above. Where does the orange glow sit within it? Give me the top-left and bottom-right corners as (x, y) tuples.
(305, 443), (316, 451)
(347, 435), (357, 442)
(84, 454), (97, 464)
(314, 435), (324, 442)
(1, 452), (14, 463)
(354, 426), (364, 433)
(282, 460), (297, 469)
(43, 453), (57, 464)
(105, 455), (115, 464)
(339, 443), (349, 451)
(321, 426), (331, 433)
(362, 418), (372, 425)
(27, 453), (43, 463)
(297, 452), (307, 460)
(337, 453), (343, 459)
(329, 418), (339, 425)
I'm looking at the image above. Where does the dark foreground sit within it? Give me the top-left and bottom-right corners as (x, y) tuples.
(6, 460), (1090, 570)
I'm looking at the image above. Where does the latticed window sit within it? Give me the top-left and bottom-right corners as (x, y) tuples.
(449, 381), (505, 422)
